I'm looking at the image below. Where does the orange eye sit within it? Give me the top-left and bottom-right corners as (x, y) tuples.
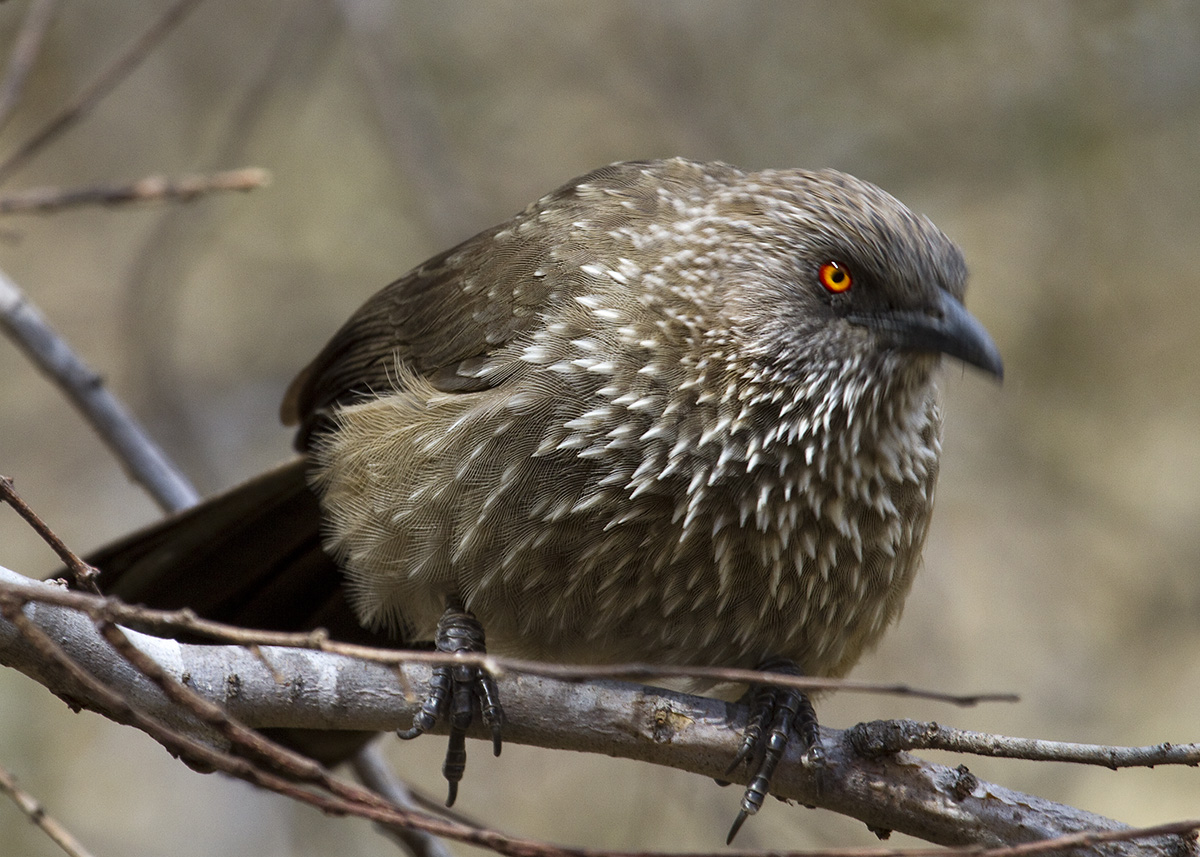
(818, 261), (852, 293)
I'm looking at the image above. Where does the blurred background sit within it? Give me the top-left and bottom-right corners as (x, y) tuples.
(1, 1), (1198, 854)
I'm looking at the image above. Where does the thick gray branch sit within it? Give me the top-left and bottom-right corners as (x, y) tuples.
(0, 269), (198, 512)
(0, 567), (1192, 857)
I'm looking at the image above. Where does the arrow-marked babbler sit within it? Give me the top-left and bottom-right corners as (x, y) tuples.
(88, 158), (1003, 838)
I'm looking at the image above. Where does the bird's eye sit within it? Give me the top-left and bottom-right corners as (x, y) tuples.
(818, 261), (852, 294)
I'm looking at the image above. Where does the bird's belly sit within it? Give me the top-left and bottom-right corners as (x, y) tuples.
(313, 375), (937, 683)
(463, 507), (927, 683)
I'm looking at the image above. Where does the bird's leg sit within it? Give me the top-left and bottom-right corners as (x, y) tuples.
(396, 596), (504, 806)
(725, 658), (819, 843)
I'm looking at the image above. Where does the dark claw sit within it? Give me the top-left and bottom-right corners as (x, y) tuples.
(396, 665), (452, 739)
(395, 599), (504, 804)
(442, 729), (467, 806)
(725, 681), (775, 776)
(475, 667), (505, 756)
(725, 659), (819, 843)
(726, 810), (750, 845)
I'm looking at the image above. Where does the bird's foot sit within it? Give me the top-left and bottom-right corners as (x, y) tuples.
(724, 658), (818, 843)
(396, 598), (504, 806)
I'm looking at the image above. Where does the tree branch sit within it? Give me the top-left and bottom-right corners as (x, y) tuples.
(0, 760), (96, 857)
(1, 565), (1195, 857)
(0, 267), (199, 512)
(0, 558), (1015, 707)
(0, 169), (271, 215)
(351, 748), (456, 857)
(0, 0), (59, 136)
(0, 0), (207, 185)
(849, 720), (1200, 769)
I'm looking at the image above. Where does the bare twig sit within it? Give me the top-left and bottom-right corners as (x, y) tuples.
(351, 746), (456, 857)
(333, 0), (487, 247)
(0, 566), (1013, 706)
(0, 578), (761, 857)
(0, 268), (199, 512)
(4, 566), (1196, 857)
(0, 0), (59, 135)
(848, 720), (1200, 769)
(88, 612), (501, 857)
(0, 0), (206, 185)
(120, 2), (336, 475)
(0, 760), (96, 857)
(0, 476), (99, 593)
(0, 592), (493, 851)
(950, 822), (1200, 857)
(0, 168), (271, 215)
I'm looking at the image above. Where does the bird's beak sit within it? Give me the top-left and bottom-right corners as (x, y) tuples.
(849, 290), (1004, 380)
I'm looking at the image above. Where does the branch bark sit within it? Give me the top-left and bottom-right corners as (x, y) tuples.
(849, 719), (1200, 769)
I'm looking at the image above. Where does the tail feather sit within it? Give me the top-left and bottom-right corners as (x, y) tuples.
(86, 458), (396, 765)
(89, 458), (383, 647)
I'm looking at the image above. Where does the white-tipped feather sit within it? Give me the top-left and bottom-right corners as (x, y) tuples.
(310, 158), (958, 688)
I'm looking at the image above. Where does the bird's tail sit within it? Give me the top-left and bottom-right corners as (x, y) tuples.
(89, 458), (376, 644)
(86, 458), (389, 764)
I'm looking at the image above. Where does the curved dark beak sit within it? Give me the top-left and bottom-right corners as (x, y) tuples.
(850, 290), (1004, 380)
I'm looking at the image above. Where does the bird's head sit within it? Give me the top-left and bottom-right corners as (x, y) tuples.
(717, 167), (1003, 386)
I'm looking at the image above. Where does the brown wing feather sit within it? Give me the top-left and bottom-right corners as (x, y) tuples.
(280, 159), (724, 447)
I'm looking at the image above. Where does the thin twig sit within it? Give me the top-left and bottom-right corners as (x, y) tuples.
(333, 0), (486, 247)
(353, 746), (456, 857)
(0, 476), (99, 593)
(970, 821), (1199, 857)
(0, 566), (1015, 706)
(848, 720), (1200, 768)
(0, 268), (199, 512)
(0, 760), (97, 857)
(0, 168), (271, 215)
(3, 566), (1195, 857)
(0, 0), (207, 185)
(119, 2), (332, 473)
(0, 0), (59, 135)
(0, 588), (709, 857)
(95, 618), (329, 778)
(0, 595), (486, 849)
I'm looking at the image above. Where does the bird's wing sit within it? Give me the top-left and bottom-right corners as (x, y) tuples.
(280, 158), (725, 446)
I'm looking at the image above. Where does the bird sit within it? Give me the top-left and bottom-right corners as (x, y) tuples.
(88, 157), (1003, 838)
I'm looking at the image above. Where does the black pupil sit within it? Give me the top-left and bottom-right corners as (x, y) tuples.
(830, 268), (845, 283)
